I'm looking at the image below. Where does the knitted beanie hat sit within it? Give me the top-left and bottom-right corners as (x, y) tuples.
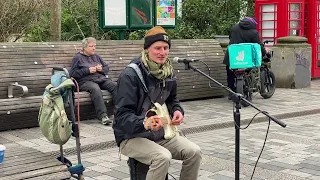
(244, 17), (258, 25)
(144, 26), (171, 49)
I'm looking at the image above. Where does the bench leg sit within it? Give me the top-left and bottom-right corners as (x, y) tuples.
(128, 158), (168, 180)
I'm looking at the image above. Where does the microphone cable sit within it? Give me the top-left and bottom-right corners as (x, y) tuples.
(168, 173), (177, 180)
(233, 104), (272, 180)
(195, 59), (272, 179)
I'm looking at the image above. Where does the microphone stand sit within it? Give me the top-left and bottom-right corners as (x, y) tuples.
(182, 62), (286, 180)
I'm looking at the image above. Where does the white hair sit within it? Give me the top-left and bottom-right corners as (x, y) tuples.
(82, 37), (96, 48)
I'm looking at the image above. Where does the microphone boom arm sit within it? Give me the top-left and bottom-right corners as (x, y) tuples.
(181, 60), (286, 180)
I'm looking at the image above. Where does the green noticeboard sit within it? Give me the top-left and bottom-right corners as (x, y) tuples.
(99, 0), (177, 30)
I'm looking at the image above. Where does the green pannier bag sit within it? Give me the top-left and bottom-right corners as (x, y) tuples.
(228, 43), (262, 69)
(38, 75), (74, 145)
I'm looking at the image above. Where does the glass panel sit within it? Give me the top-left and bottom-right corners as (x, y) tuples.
(261, 4), (275, 12)
(130, 0), (154, 28)
(289, 20), (300, 28)
(289, 29), (300, 36)
(104, 0), (127, 26)
(262, 12), (276, 20)
(262, 21), (275, 29)
(262, 30), (275, 37)
(290, 12), (301, 20)
(317, 52), (320, 67)
(290, 3), (301, 11)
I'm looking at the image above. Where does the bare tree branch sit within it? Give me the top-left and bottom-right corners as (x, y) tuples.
(0, 0), (47, 42)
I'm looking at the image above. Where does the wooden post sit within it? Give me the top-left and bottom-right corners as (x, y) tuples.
(49, 0), (61, 41)
(90, 0), (97, 37)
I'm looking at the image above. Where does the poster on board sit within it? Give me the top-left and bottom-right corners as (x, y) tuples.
(104, 0), (127, 26)
(156, 0), (176, 26)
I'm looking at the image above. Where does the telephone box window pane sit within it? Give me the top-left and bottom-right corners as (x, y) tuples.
(317, 53), (320, 67)
(262, 13), (276, 20)
(289, 29), (300, 36)
(262, 30), (275, 37)
(290, 12), (301, 20)
(262, 21), (275, 29)
(290, 4), (300, 11)
(290, 20), (300, 28)
(262, 4), (276, 12)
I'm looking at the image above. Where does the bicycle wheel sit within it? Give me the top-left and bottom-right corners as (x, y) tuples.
(236, 75), (252, 107)
(242, 76), (252, 107)
(260, 69), (276, 99)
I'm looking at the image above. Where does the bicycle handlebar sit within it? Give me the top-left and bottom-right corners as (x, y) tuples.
(263, 40), (274, 45)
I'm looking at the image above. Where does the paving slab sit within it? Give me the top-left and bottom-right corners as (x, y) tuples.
(58, 114), (320, 180)
(1, 81), (320, 179)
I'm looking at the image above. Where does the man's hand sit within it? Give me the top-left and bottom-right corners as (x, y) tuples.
(89, 66), (97, 73)
(144, 115), (163, 131)
(171, 111), (183, 126)
(96, 64), (102, 72)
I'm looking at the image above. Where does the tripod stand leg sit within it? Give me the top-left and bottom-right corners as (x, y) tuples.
(234, 103), (241, 180)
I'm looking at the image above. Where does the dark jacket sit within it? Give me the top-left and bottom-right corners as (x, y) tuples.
(223, 19), (267, 65)
(70, 52), (110, 84)
(112, 57), (184, 147)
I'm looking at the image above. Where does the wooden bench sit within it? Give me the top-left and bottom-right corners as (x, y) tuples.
(0, 144), (70, 180)
(0, 39), (227, 131)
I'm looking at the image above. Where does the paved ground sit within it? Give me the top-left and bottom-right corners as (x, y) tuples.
(66, 114), (320, 180)
(1, 80), (320, 179)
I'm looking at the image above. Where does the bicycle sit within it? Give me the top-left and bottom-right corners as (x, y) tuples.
(234, 40), (276, 107)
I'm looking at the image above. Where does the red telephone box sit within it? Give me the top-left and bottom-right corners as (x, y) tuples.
(255, 1), (279, 45)
(305, 0), (320, 78)
(255, 0), (320, 78)
(255, 0), (305, 44)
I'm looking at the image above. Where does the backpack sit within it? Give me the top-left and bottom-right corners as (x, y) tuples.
(38, 74), (74, 145)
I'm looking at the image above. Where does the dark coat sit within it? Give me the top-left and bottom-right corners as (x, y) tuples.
(70, 52), (110, 84)
(112, 57), (184, 147)
(223, 19), (267, 65)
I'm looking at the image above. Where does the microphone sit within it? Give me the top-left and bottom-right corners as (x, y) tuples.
(172, 57), (199, 63)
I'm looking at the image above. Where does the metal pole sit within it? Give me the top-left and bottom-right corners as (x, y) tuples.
(234, 104), (241, 180)
(119, 30), (125, 40)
